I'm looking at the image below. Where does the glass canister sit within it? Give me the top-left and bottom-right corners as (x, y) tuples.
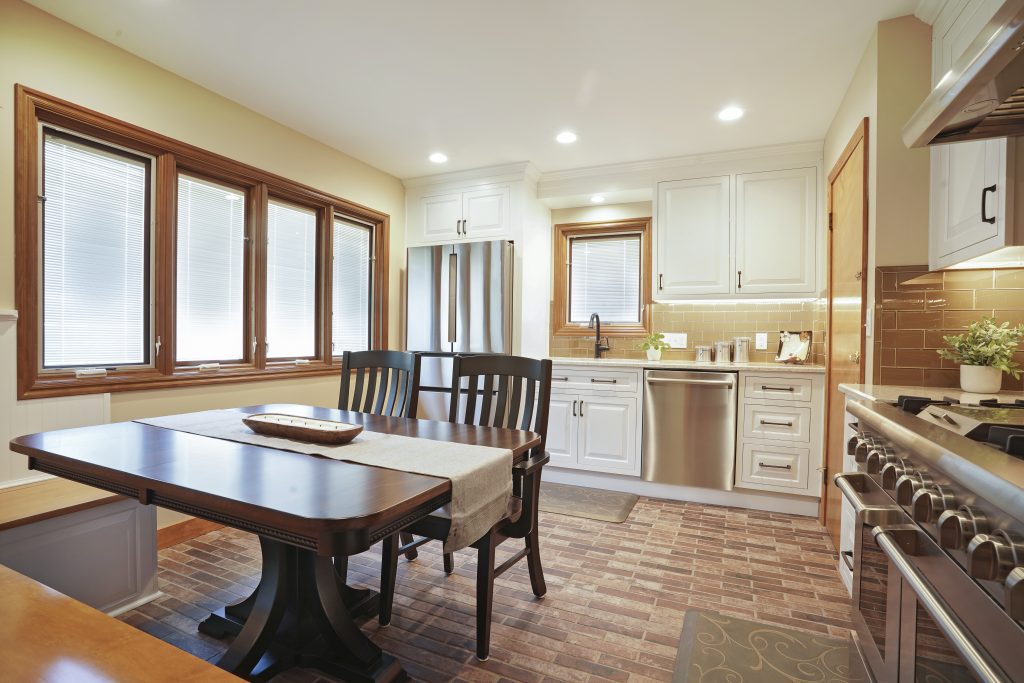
(694, 345), (713, 363)
(714, 340), (733, 364)
(733, 337), (751, 363)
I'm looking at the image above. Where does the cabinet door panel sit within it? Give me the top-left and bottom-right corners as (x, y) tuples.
(546, 394), (577, 468)
(577, 395), (638, 474)
(462, 186), (510, 239)
(656, 176), (731, 296)
(930, 140), (1004, 264)
(735, 167), (816, 294)
(423, 192), (462, 241)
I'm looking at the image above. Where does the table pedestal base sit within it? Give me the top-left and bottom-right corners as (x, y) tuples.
(198, 537), (405, 682)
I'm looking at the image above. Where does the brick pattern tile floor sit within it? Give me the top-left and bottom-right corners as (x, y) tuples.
(118, 497), (852, 682)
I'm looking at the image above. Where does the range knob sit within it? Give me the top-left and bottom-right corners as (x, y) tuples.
(911, 485), (954, 523)
(853, 437), (875, 463)
(968, 530), (1024, 582)
(865, 447), (893, 474)
(938, 506), (989, 550)
(1006, 567), (1024, 621)
(895, 473), (933, 505)
(881, 460), (914, 490)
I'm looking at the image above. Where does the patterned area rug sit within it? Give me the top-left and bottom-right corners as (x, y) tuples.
(538, 482), (639, 523)
(673, 610), (865, 682)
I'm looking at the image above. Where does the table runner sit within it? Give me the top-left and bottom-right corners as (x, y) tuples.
(134, 409), (512, 552)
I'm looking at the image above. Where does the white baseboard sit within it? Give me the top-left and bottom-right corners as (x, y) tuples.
(105, 590), (163, 617)
(543, 468), (820, 516)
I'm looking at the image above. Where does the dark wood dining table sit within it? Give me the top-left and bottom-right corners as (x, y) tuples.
(9, 403), (541, 683)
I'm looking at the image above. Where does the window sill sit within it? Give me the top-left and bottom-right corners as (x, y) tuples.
(19, 363), (340, 399)
(552, 323), (651, 338)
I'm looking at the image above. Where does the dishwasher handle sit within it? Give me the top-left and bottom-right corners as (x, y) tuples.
(646, 377), (734, 387)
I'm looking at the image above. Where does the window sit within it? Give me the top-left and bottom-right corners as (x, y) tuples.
(266, 200), (318, 359)
(552, 217), (652, 336)
(15, 86), (388, 398)
(42, 130), (151, 369)
(175, 174), (247, 363)
(332, 216), (372, 354)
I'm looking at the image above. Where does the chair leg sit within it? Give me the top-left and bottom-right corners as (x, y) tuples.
(399, 532), (418, 561)
(525, 528), (547, 598)
(443, 552), (454, 574)
(378, 534), (399, 626)
(475, 534), (496, 661)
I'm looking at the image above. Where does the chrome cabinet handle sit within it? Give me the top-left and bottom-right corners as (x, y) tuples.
(875, 527), (1005, 682)
(462, 218), (468, 235)
(982, 184), (997, 224)
(758, 463), (792, 470)
(658, 273), (663, 290)
(737, 270), (742, 289)
(761, 385), (795, 392)
(579, 400), (584, 416)
(572, 400), (577, 417)
(590, 378), (617, 384)
(760, 419), (794, 427)
(552, 376), (568, 382)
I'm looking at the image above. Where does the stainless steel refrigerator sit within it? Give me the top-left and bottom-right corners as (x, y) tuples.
(406, 240), (514, 419)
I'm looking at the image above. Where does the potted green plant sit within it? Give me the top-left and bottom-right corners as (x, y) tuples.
(638, 332), (670, 361)
(937, 316), (1024, 393)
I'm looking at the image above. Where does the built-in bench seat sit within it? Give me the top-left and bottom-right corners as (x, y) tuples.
(1, 562), (240, 681)
(0, 478), (121, 531)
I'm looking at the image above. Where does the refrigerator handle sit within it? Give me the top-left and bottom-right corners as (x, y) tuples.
(447, 252), (457, 344)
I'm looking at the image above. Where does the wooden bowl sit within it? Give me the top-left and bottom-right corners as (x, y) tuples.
(242, 413), (363, 445)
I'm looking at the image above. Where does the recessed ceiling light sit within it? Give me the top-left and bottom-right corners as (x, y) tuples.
(556, 131), (578, 144)
(717, 106), (744, 122)
(590, 195), (605, 203)
(428, 152), (448, 163)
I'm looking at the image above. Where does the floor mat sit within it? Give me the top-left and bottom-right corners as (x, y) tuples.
(673, 610), (865, 682)
(538, 482), (638, 523)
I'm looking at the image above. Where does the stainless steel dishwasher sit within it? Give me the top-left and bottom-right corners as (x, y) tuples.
(641, 369), (737, 490)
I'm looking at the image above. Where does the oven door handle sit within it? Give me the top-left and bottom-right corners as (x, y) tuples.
(874, 526), (1009, 682)
(835, 472), (907, 526)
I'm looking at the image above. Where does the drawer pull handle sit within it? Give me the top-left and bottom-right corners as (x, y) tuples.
(758, 463), (792, 470)
(761, 385), (795, 392)
(760, 419), (794, 427)
(553, 376), (569, 382)
(590, 378), (618, 384)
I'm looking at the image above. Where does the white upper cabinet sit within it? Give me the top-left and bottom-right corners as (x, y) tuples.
(735, 167), (817, 294)
(461, 186), (510, 240)
(422, 192), (463, 241)
(928, 0), (1015, 270)
(656, 176), (732, 296)
(654, 159), (819, 300)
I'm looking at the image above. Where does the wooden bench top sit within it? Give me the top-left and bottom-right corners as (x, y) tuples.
(0, 563), (240, 681)
(0, 477), (122, 532)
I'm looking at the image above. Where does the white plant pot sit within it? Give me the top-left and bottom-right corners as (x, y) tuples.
(959, 364), (1003, 394)
(646, 349), (662, 361)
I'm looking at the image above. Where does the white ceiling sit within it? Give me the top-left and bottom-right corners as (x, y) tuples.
(28, 0), (917, 180)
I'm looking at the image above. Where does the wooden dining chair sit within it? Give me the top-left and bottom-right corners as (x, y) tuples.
(338, 350), (421, 418)
(377, 354), (552, 661)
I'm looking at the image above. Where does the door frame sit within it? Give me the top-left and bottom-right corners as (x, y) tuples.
(819, 117), (869, 529)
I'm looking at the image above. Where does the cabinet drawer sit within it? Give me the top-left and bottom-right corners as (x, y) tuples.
(551, 367), (641, 394)
(738, 442), (809, 490)
(743, 375), (813, 402)
(742, 403), (811, 442)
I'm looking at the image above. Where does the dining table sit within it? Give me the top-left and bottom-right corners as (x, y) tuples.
(8, 403), (541, 683)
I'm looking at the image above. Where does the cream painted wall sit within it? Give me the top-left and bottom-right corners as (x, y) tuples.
(551, 201), (652, 225)
(0, 1), (407, 526)
(823, 16), (930, 380)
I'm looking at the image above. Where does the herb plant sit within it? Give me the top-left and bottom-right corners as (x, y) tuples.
(937, 316), (1024, 378)
(638, 332), (670, 352)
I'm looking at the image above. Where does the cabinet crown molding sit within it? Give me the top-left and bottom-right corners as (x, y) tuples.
(402, 161), (539, 190)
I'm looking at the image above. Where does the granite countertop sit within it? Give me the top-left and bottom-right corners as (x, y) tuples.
(839, 383), (1024, 404)
(548, 357), (826, 374)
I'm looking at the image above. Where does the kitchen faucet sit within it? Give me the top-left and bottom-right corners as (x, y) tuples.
(588, 313), (610, 359)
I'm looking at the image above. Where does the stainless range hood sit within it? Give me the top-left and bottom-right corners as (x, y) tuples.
(904, 0), (1024, 148)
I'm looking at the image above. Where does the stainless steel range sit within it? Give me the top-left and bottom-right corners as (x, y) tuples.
(836, 394), (1024, 682)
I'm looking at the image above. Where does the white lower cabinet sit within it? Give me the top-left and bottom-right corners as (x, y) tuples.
(735, 371), (824, 496)
(547, 365), (642, 476)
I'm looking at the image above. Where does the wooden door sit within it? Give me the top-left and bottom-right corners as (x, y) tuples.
(422, 192), (462, 241)
(655, 176), (732, 296)
(577, 395), (638, 474)
(461, 186), (510, 240)
(735, 167), (817, 295)
(820, 119), (868, 548)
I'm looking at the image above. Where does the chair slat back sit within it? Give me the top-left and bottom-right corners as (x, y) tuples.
(448, 355), (551, 454)
(340, 351), (421, 418)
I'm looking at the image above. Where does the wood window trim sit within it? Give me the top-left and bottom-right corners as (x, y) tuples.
(551, 217), (652, 337)
(15, 85), (388, 399)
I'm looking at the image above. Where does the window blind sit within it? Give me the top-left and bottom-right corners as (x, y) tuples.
(332, 217), (371, 354)
(568, 234), (641, 323)
(42, 132), (149, 368)
(266, 200), (317, 358)
(175, 175), (246, 363)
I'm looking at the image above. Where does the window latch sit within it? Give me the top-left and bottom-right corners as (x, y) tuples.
(37, 195), (47, 203)
(154, 335), (162, 356)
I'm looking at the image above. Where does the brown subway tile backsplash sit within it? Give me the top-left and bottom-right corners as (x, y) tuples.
(874, 265), (1024, 392)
